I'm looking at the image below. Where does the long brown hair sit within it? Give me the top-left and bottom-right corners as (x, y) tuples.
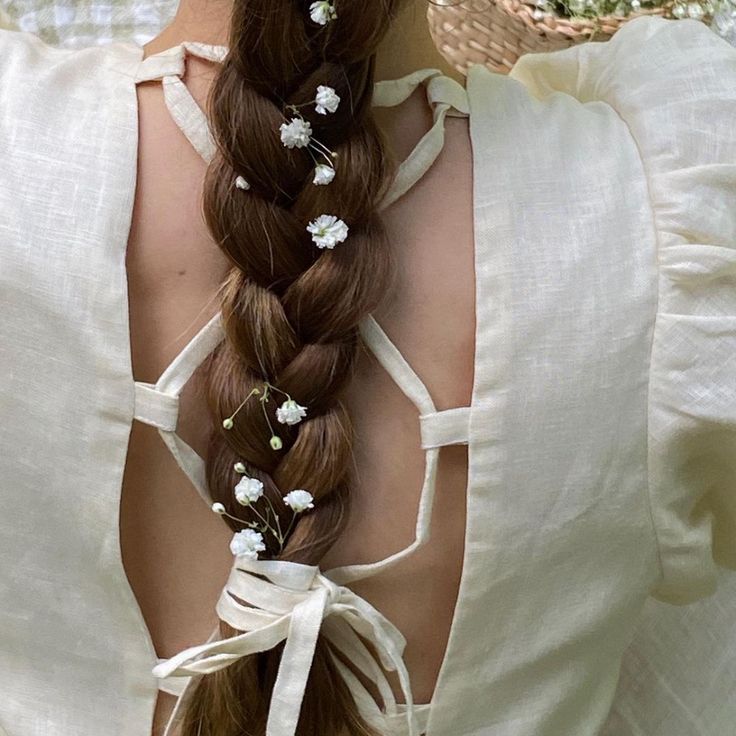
(180, 1), (413, 733)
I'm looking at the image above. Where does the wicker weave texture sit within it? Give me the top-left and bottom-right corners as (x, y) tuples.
(426, 0), (674, 75)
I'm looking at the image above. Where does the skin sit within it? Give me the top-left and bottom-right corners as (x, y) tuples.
(122, 2), (475, 734)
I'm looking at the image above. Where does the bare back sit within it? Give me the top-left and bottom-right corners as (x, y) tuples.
(120, 50), (475, 735)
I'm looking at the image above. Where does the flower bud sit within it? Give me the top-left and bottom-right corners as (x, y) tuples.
(269, 435), (283, 450)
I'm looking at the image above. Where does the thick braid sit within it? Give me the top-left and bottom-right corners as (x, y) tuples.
(181, 1), (411, 734)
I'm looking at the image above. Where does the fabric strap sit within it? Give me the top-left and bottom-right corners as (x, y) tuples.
(134, 41), (228, 163)
(131, 309), (225, 506)
(375, 72), (469, 211)
(153, 557), (420, 736)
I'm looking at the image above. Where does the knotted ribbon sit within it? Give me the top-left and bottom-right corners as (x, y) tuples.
(152, 556), (419, 736)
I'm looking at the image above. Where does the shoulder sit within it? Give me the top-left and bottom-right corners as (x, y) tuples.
(0, 27), (142, 101)
(0, 28), (142, 212)
(492, 15), (736, 149)
(492, 15), (736, 255)
(465, 15), (736, 135)
(469, 16), (736, 605)
(0, 28), (141, 149)
(0, 27), (81, 96)
(0, 29), (65, 122)
(504, 15), (735, 100)
(465, 15), (736, 253)
(0, 25), (64, 62)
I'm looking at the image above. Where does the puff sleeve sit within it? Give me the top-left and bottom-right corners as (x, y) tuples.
(509, 15), (736, 604)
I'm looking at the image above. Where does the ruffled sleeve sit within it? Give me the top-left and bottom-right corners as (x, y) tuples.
(509, 15), (736, 604)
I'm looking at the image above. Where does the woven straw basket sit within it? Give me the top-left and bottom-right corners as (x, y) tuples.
(426, 0), (684, 75)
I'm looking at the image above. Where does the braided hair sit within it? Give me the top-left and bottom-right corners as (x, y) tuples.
(181, 1), (413, 733)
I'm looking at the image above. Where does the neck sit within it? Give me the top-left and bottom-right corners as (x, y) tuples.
(376, 1), (462, 83)
(143, 0), (461, 83)
(142, 0), (231, 56)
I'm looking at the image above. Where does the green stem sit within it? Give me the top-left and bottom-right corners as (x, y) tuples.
(283, 511), (298, 541)
(308, 138), (337, 160)
(264, 382), (292, 402)
(247, 500), (274, 533)
(260, 395), (276, 438)
(219, 508), (258, 529)
(227, 386), (260, 422)
(264, 495), (284, 544)
(307, 141), (336, 168)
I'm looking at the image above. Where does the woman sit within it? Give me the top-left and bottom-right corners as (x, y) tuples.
(0, 1), (734, 735)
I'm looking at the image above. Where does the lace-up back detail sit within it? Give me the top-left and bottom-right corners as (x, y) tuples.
(129, 41), (471, 521)
(129, 39), (471, 736)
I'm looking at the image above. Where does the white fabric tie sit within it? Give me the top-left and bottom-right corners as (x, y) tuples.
(152, 557), (419, 736)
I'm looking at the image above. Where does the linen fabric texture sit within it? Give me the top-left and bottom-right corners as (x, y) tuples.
(0, 14), (735, 736)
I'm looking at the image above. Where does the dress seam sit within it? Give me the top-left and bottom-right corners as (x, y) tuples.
(599, 98), (666, 593)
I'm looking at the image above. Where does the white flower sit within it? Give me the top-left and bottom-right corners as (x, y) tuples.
(315, 85), (340, 115)
(229, 529), (266, 558)
(279, 117), (312, 148)
(234, 175), (250, 190)
(222, 417), (234, 429)
(211, 502), (226, 514)
(306, 214), (349, 249)
(235, 476), (264, 505)
(313, 164), (336, 186)
(283, 489), (315, 513)
(233, 461), (246, 474)
(309, 1), (337, 25)
(276, 399), (308, 426)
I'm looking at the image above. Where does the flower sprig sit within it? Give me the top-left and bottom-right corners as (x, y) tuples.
(232, 82), (341, 195)
(277, 89), (350, 248)
(221, 381), (308, 452)
(278, 83), (341, 189)
(211, 463), (315, 558)
(234, 10), (351, 249)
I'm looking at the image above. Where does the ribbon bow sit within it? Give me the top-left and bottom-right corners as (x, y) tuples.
(152, 556), (419, 736)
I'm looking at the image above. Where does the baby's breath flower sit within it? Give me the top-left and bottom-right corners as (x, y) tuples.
(283, 489), (315, 513)
(309, 1), (337, 25)
(222, 417), (234, 430)
(233, 461), (247, 474)
(270, 435), (284, 451)
(234, 175), (250, 190)
(307, 214), (349, 249)
(313, 164), (336, 186)
(280, 117), (312, 148)
(276, 399), (308, 426)
(229, 529), (266, 559)
(211, 502), (226, 514)
(235, 476), (264, 505)
(315, 85), (340, 115)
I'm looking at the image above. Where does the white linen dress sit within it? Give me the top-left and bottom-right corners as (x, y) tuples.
(0, 14), (735, 736)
